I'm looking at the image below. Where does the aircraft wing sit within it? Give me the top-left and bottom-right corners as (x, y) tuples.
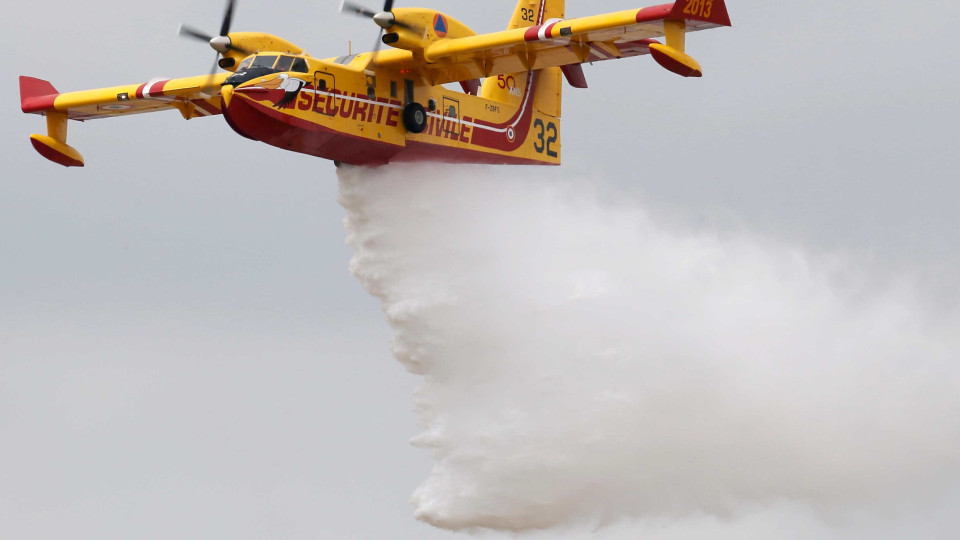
(20, 73), (227, 167)
(385, 0), (731, 86)
(20, 73), (226, 122)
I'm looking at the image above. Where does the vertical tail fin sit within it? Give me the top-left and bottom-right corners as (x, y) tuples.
(477, 1), (565, 165)
(480, 0), (565, 165)
(481, 0), (565, 108)
(505, 0), (564, 30)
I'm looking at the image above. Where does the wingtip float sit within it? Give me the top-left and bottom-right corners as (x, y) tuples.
(20, 76), (83, 168)
(20, 0), (731, 168)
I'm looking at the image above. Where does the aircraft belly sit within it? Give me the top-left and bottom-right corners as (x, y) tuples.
(223, 93), (403, 165)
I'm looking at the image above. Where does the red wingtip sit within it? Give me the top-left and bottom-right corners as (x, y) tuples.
(670, 0), (732, 27)
(20, 76), (60, 113)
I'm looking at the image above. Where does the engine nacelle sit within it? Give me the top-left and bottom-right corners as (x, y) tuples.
(381, 9), (475, 55)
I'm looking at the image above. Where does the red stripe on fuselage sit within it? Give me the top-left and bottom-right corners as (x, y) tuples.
(223, 90), (553, 166)
(470, 71), (539, 152)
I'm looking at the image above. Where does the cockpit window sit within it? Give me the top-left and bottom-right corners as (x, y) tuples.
(222, 54), (309, 87)
(291, 58), (308, 73)
(274, 56), (294, 72)
(250, 55), (279, 69)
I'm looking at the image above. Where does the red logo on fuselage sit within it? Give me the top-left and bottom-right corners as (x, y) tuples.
(433, 14), (448, 38)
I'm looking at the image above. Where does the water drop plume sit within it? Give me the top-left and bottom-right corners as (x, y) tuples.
(337, 163), (960, 532)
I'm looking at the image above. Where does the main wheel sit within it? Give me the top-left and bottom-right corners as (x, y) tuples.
(402, 102), (428, 134)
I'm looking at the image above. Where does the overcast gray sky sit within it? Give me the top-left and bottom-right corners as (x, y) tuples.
(4, 0), (960, 538)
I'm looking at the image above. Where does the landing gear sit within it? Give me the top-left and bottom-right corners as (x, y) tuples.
(402, 102), (427, 134)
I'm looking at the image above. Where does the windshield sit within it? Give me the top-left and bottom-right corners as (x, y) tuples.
(223, 55), (310, 86)
(250, 55), (278, 69)
(274, 56), (294, 72)
(291, 58), (308, 73)
(233, 55), (307, 74)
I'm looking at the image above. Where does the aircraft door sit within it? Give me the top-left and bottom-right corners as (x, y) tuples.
(441, 97), (461, 138)
(313, 71), (338, 116)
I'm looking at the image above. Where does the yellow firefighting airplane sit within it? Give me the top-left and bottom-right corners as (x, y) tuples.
(19, 0), (730, 167)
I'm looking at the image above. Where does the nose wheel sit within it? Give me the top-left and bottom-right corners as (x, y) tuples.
(402, 102), (427, 134)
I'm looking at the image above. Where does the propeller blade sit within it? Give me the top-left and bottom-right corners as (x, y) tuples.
(362, 29), (385, 73)
(383, 0), (393, 12)
(391, 18), (422, 33)
(219, 0), (237, 37)
(228, 42), (254, 56)
(196, 54), (221, 98)
(340, 0), (377, 18)
(179, 24), (214, 43)
(180, 0), (251, 79)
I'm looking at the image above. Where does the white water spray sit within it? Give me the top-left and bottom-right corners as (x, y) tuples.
(337, 163), (960, 532)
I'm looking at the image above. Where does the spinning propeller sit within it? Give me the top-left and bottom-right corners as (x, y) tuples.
(340, 0), (420, 32)
(178, 0), (252, 74)
(340, 0), (421, 73)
